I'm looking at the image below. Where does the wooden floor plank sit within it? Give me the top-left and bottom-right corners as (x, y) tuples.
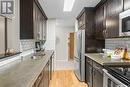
(49, 70), (88, 87)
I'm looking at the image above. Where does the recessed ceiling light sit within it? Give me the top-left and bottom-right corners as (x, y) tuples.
(63, 0), (75, 12)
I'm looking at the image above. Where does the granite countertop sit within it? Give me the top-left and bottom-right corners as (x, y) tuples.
(0, 50), (54, 87)
(85, 53), (130, 66)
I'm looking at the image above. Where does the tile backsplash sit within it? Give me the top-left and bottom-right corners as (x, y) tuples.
(105, 38), (130, 51)
(20, 40), (35, 51)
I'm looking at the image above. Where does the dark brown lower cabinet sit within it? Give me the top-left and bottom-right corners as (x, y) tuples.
(50, 56), (53, 80)
(34, 73), (43, 87)
(33, 59), (52, 87)
(85, 58), (103, 87)
(43, 61), (50, 87)
(86, 63), (93, 87)
(85, 57), (93, 87)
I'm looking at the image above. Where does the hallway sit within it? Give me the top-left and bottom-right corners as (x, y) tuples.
(49, 70), (88, 87)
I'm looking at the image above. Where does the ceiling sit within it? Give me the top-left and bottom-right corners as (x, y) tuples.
(38, 0), (101, 27)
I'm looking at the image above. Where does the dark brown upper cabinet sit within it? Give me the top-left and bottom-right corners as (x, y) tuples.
(20, 0), (47, 39)
(77, 8), (95, 38)
(124, 0), (130, 11)
(95, 5), (105, 40)
(104, 0), (123, 38)
(77, 12), (86, 29)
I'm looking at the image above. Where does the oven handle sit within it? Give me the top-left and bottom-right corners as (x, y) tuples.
(103, 69), (127, 87)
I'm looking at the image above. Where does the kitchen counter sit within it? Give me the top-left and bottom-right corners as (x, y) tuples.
(0, 52), (21, 60)
(0, 50), (54, 87)
(85, 53), (130, 66)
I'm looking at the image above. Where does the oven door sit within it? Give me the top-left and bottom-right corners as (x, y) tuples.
(103, 69), (128, 87)
(119, 9), (130, 36)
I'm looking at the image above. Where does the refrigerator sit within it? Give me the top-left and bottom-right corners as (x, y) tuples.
(74, 29), (85, 81)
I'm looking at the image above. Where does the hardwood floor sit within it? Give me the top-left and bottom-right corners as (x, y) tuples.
(49, 70), (88, 87)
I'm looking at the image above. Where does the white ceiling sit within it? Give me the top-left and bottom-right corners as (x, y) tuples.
(38, 0), (101, 26)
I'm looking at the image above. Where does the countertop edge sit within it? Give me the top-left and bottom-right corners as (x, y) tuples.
(85, 53), (130, 67)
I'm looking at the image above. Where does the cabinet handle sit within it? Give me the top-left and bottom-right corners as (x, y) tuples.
(94, 66), (100, 71)
(103, 30), (105, 38)
(87, 60), (91, 64)
(93, 69), (96, 76)
(103, 29), (108, 38)
(105, 29), (108, 38)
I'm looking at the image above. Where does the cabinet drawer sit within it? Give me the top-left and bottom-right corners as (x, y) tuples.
(86, 57), (93, 65)
(93, 62), (103, 74)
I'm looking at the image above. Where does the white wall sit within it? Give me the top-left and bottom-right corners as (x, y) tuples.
(9, 0), (20, 52)
(45, 19), (56, 51)
(55, 26), (74, 61)
(45, 19), (75, 70)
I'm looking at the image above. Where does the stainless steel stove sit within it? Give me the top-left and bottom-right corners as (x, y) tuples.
(103, 67), (130, 87)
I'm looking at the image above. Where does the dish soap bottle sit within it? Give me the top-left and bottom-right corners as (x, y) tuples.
(123, 47), (130, 60)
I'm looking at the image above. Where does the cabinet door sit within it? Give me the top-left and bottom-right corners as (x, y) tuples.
(20, 0), (33, 39)
(43, 61), (49, 87)
(85, 9), (95, 38)
(49, 57), (53, 80)
(39, 12), (43, 40)
(35, 73), (43, 87)
(33, 2), (37, 40)
(42, 19), (46, 40)
(0, 16), (5, 54)
(95, 6), (105, 39)
(105, 0), (123, 38)
(78, 13), (85, 29)
(37, 9), (40, 40)
(124, 0), (130, 11)
(85, 58), (93, 87)
(86, 62), (93, 87)
(35, 3), (39, 40)
(93, 68), (103, 87)
(34, 3), (39, 40)
(33, 3), (45, 40)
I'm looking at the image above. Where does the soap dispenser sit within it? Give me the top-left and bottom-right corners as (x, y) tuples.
(123, 46), (130, 60)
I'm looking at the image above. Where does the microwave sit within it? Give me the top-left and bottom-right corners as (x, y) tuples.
(119, 9), (130, 36)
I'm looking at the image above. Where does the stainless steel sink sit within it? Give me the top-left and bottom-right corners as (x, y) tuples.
(34, 53), (46, 56)
(31, 53), (46, 60)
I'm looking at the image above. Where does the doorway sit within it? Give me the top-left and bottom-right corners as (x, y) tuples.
(69, 32), (74, 61)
